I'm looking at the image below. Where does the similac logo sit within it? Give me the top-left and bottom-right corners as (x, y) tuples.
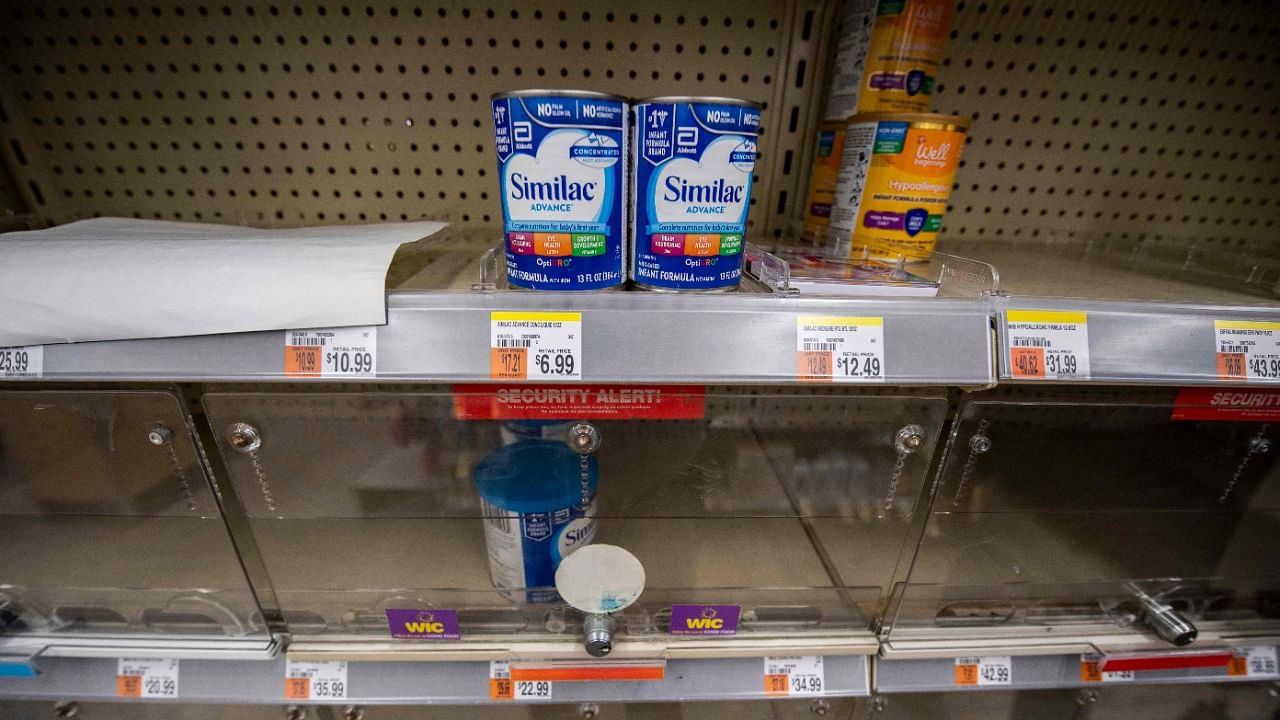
(505, 129), (609, 222)
(651, 137), (751, 223)
(553, 516), (597, 564)
(685, 606), (725, 631)
(402, 611), (445, 635)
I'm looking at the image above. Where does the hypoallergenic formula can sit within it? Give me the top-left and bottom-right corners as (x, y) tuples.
(491, 90), (628, 290)
(802, 121), (850, 241)
(630, 96), (761, 292)
(827, 113), (969, 261)
(474, 440), (598, 603)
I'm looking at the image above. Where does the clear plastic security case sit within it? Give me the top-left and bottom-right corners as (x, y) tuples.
(0, 390), (268, 648)
(201, 386), (947, 654)
(886, 387), (1280, 653)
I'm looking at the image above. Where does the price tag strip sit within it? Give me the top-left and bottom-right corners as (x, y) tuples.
(0, 345), (43, 378)
(284, 660), (348, 701)
(489, 661), (514, 701)
(796, 316), (885, 383)
(763, 655), (825, 696)
(1079, 654), (1134, 683)
(116, 658), (179, 699)
(1006, 310), (1090, 380)
(1214, 321), (1280, 381)
(490, 311), (582, 381)
(1227, 646), (1280, 678)
(954, 656), (1011, 687)
(284, 327), (377, 378)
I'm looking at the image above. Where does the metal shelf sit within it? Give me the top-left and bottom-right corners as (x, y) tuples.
(0, 654), (870, 704)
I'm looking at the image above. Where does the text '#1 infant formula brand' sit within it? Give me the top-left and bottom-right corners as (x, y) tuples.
(631, 97), (761, 292)
(492, 90), (628, 290)
(828, 113), (969, 261)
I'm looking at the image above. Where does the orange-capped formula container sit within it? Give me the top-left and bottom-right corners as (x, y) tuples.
(827, 113), (969, 261)
(857, 0), (954, 114)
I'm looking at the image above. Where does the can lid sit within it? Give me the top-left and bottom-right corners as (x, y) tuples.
(636, 96), (762, 109)
(474, 440), (599, 513)
(845, 112), (972, 131)
(492, 89), (627, 102)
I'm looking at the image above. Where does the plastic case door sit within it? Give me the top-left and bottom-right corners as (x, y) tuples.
(889, 387), (1280, 649)
(201, 386), (947, 650)
(0, 390), (267, 643)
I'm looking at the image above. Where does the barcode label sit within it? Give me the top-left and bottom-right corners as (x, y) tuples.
(1220, 344), (1247, 354)
(495, 338), (533, 348)
(481, 498), (512, 533)
(1215, 321), (1280, 382)
(1012, 337), (1052, 348)
(1006, 310), (1090, 380)
(802, 342), (838, 352)
(796, 316), (885, 383)
(289, 336), (326, 346)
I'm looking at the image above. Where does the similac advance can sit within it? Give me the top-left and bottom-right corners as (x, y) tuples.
(631, 97), (761, 291)
(828, 113), (969, 261)
(474, 440), (598, 602)
(491, 90), (628, 290)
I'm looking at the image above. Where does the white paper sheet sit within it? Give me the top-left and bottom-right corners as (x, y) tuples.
(0, 218), (447, 346)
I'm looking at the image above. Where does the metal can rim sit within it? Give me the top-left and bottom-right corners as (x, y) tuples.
(635, 95), (762, 109)
(844, 112), (972, 131)
(491, 89), (628, 102)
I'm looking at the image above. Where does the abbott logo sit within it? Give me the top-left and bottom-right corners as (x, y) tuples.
(676, 127), (699, 147)
(513, 121), (533, 143)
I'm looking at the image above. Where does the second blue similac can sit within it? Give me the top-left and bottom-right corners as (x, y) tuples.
(491, 90), (628, 290)
(630, 96), (762, 291)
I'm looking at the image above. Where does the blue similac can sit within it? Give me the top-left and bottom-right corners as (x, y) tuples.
(474, 440), (599, 602)
(491, 90), (629, 291)
(630, 96), (762, 291)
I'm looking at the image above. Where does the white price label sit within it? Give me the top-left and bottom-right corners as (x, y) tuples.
(285, 660), (348, 700)
(513, 679), (553, 701)
(1080, 654), (1134, 683)
(955, 656), (1011, 686)
(1214, 321), (1280, 382)
(490, 311), (582, 381)
(0, 345), (42, 378)
(764, 655), (825, 696)
(116, 658), (179, 699)
(1228, 646), (1279, 678)
(1006, 310), (1090, 380)
(797, 316), (884, 382)
(284, 327), (377, 377)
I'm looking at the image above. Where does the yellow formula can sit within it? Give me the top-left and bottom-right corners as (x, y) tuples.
(801, 121), (848, 241)
(827, 113), (969, 261)
(856, 0), (955, 114)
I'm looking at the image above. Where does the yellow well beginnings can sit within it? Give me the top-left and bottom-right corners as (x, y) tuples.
(801, 121), (849, 241)
(827, 113), (969, 261)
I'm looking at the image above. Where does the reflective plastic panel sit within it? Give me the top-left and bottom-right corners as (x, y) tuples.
(202, 386), (947, 644)
(0, 390), (266, 641)
(890, 387), (1280, 646)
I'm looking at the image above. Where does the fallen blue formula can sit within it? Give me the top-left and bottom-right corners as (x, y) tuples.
(491, 90), (628, 290)
(630, 96), (762, 291)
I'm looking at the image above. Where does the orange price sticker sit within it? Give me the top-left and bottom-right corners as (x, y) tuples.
(797, 351), (832, 382)
(284, 346), (321, 377)
(954, 663), (978, 686)
(1217, 352), (1247, 380)
(1009, 346), (1045, 378)
(1227, 656), (1249, 677)
(490, 347), (527, 380)
(116, 675), (143, 698)
(489, 677), (514, 700)
(284, 677), (310, 700)
(763, 674), (789, 695)
(1079, 660), (1102, 683)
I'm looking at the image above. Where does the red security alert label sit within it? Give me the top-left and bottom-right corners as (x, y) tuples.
(453, 384), (706, 420)
(1172, 387), (1280, 421)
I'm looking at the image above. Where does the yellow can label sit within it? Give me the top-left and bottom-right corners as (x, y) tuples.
(801, 123), (847, 242)
(856, 0), (955, 114)
(828, 118), (965, 260)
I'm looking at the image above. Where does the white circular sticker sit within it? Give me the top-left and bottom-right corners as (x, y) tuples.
(554, 544), (646, 614)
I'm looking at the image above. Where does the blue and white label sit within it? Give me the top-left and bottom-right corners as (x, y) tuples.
(631, 100), (760, 290)
(492, 94), (628, 290)
(481, 495), (597, 603)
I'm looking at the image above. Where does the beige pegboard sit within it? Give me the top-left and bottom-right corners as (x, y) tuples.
(0, 0), (828, 233)
(933, 0), (1280, 254)
(0, 0), (1276, 254)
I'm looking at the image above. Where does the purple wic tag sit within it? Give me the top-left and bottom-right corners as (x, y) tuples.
(669, 604), (741, 636)
(385, 608), (461, 640)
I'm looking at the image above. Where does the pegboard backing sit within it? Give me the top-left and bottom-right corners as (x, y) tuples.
(1, 1), (1276, 255)
(933, 0), (1280, 254)
(0, 0), (827, 232)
